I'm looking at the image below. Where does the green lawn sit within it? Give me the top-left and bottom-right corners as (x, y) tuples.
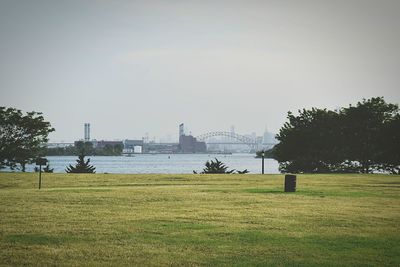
(0, 173), (399, 266)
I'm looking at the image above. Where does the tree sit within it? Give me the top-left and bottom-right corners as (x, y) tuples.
(377, 113), (400, 174)
(0, 107), (54, 171)
(96, 144), (123, 156)
(193, 158), (249, 174)
(202, 158), (235, 174)
(273, 97), (399, 174)
(74, 141), (94, 155)
(274, 108), (342, 173)
(340, 97), (399, 173)
(65, 153), (96, 173)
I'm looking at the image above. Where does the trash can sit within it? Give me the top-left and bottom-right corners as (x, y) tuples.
(284, 174), (296, 192)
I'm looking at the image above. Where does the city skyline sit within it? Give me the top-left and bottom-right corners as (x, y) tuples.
(55, 122), (274, 144)
(1, 1), (399, 142)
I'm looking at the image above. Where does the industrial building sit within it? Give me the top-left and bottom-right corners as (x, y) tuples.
(178, 123), (207, 153)
(73, 123), (207, 154)
(123, 139), (144, 154)
(84, 123), (90, 141)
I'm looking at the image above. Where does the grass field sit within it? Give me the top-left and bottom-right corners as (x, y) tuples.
(0, 173), (399, 266)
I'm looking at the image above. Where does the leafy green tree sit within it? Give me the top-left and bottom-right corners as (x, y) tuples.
(274, 108), (342, 173)
(0, 107), (54, 171)
(377, 114), (400, 174)
(65, 153), (96, 173)
(340, 97), (399, 173)
(274, 97), (399, 174)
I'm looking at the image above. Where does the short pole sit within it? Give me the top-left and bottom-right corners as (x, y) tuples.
(38, 165), (42, 190)
(284, 174), (296, 192)
(36, 157), (47, 190)
(261, 150), (265, 174)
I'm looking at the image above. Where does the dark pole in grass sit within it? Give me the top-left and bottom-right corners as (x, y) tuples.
(36, 157), (47, 190)
(261, 150), (265, 174)
(39, 164), (42, 189)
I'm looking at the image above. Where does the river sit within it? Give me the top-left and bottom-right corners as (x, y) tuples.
(20, 154), (280, 174)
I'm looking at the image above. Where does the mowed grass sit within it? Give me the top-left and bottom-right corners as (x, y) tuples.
(0, 173), (399, 266)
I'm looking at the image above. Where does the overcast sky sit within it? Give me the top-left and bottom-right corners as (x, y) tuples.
(0, 0), (399, 142)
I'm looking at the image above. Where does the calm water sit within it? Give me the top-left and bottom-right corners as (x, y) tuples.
(22, 154), (280, 174)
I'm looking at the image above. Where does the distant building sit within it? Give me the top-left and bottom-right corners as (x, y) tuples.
(178, 123), (206, 153)
(179, 135), (206, 153)
(123, 139), (144, 149)
(179, 123), (185, 137)
(123, 139), (144, 154)
(84, 123), (90, 141)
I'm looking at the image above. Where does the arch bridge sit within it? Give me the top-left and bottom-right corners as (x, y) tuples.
(196, 131), (258, 150)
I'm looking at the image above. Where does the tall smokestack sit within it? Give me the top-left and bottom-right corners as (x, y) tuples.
(84, 123), (90, 141)
(179, 123), (184, 137)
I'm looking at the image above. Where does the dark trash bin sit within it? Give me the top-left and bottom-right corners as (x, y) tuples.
(284, 174), (296, 192)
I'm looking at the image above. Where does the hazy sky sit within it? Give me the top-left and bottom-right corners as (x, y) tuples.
(1, 0), (399, 142)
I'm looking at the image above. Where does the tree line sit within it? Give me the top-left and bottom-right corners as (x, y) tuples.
(272, 97), (399, 174)
(46, 141), (123, 156)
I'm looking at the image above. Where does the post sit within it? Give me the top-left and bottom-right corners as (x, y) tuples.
(36, 157), (47, 190)
(284, 174), (296, 192)
(39, 164), (42, 190)
(261, 150), (265, 174)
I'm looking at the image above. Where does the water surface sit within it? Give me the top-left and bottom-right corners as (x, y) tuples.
(22, 154), (280, 174)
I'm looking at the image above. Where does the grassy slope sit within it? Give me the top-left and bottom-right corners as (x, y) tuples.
(0, 173), (399, 266)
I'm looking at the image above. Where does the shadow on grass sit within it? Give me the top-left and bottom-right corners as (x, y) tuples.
(4, 234), (66, 245)
(243, 188), (391, 198)
(3, 233), (98, 246)
(244, 188), (314, 195)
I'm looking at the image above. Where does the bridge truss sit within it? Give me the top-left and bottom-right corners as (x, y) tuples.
(196, 131), (258, 150)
